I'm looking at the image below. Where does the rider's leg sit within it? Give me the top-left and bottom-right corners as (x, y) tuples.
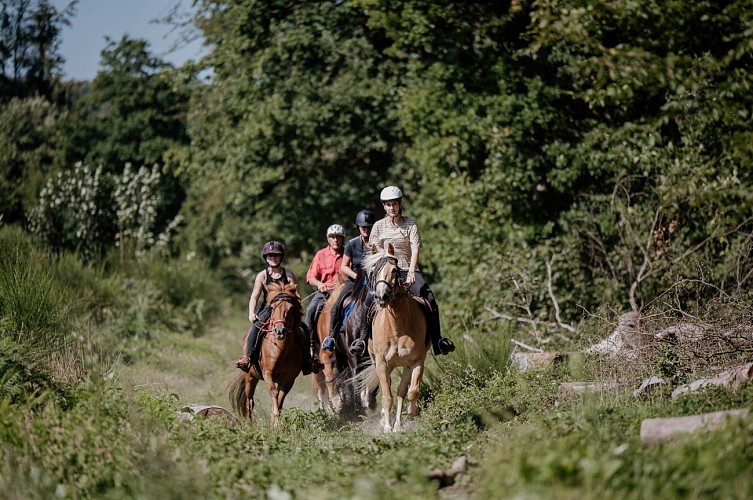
(324, 281), (353, 351)
(349, 291), (373, 354)
(304, 292), (326, 371)
(409, 272), (455, 355)
(235, 306), (272, 370)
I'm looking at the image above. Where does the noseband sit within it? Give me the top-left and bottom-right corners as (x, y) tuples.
(372, 257), (402, 302)
(266, 294), (298, 336)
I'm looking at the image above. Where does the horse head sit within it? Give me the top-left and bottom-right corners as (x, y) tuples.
(369, 243), (401, 307)
(266, 283), (302, 340)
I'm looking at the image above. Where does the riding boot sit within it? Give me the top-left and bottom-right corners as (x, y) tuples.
(349, 320), (370, 355)
(428, 308), (455, 355)
(235, 323), (260, 371)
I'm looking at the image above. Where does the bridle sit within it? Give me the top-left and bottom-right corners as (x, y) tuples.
(371, 256), (403, 304)
(263, 293), (299, 339)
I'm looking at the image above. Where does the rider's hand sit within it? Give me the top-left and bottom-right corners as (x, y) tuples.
(318, 283), (328, 292)
(249, 313), (258, 323)
(406, 271), (416, 285)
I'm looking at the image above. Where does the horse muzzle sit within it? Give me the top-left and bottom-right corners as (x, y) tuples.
(273, 325), (287, 340)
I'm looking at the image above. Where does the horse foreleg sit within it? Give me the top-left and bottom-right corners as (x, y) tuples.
(311, 370), (327, 410)
(276, 379), (295, 418)
(245, 376), (259, 420)
(393, 367), (414, 432)
(406, 361), (425, 417)
(263, 371), (281, 428)
(323, 357), (341, 412)
(375, 360), (393, 433)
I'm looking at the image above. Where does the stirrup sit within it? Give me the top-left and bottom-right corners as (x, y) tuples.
(322, 337), (335, 351)
(349, 338), (366, 355)
(437, 337), (455, 355)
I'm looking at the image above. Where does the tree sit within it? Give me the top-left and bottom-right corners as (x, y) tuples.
(0, 0), (76, 101)
(182, 0), (404, 264)
(56, 35), (192, 172)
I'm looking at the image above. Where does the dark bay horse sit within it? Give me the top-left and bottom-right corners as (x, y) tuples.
(228, 283), (306, 426)
(339, 269), (377, 412)
(355, 243), (428, 432)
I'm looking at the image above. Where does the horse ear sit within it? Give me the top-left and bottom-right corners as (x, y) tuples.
(386, 242), (395, 256)
(370, 244), (377, 254)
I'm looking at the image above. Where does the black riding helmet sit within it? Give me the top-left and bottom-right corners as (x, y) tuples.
(261, 240), (285, 260)
(355, 209), (376, 227)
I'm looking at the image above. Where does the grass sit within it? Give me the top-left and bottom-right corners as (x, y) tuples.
(2, 227), (753, 498)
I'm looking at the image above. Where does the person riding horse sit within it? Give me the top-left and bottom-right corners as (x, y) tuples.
(349, 186), (455, 356)
(304, 224), (346, 366)
(322, 209), (376, 352)
(235, 241), (320, 375)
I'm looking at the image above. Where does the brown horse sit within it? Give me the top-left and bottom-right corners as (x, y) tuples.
(228, 282), (306, 426)
(312, 276), (348, 411)
(355, 243), (428, 432)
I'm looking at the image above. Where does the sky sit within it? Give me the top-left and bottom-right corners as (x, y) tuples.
(51, 0), (207, 81)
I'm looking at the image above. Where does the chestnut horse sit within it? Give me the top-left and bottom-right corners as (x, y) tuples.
(228, 283), (306, 426)
(355, 243), (428, 432)
(312, 276), (348, 411)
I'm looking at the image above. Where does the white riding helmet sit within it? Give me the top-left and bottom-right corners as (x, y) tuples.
(380, 185), (403, 201)
(326, 224), (345, 238)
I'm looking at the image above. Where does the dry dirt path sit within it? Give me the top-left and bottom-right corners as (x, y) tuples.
(119, 315), (322, 419)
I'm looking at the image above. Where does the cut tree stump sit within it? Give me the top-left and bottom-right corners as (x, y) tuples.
(640, 408), (749, 444)
(671, 362), (753, 400)
(512, 352), (568, 372)
(558, 381), (620, 399)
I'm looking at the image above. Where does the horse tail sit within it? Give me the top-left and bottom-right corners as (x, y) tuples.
(227, 371), (247, 416)
(352, 362), (379, 394)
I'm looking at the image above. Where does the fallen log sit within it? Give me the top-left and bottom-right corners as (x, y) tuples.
(671, 362), (753, 400)
(558, 381), (620, 399)
(633, 376), (668, 397)
(640, 408), (749, 444)
(511, 352), (568, 372)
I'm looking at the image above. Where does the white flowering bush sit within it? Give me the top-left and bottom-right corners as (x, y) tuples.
(28, 162), (114, 260)
(113, 163), (182, 258)
(29, 162), (181, 261)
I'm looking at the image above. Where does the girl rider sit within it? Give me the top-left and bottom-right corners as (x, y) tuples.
(235, 241), (320, 375)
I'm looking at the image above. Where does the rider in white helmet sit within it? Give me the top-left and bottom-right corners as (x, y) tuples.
(304, 223), (346, 364)
(349, 186), (455, 356)
(322, 210), (376, 351)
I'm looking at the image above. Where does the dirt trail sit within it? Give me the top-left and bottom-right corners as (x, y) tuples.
(119, 321), (322, 419)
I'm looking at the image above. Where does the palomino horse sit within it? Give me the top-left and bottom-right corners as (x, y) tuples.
(228, 283), (306, 426)
(312, 276), (348, 411)
(356, 243), (428, 432)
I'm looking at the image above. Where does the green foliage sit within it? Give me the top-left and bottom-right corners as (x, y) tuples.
(184, 0), (402, 260)
(0, 0), (75, 101)
(56, 35), (192, 172)
(0, 96), (62, 224)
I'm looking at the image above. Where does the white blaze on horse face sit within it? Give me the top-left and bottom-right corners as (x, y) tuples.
(375, 279), (390, 306)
